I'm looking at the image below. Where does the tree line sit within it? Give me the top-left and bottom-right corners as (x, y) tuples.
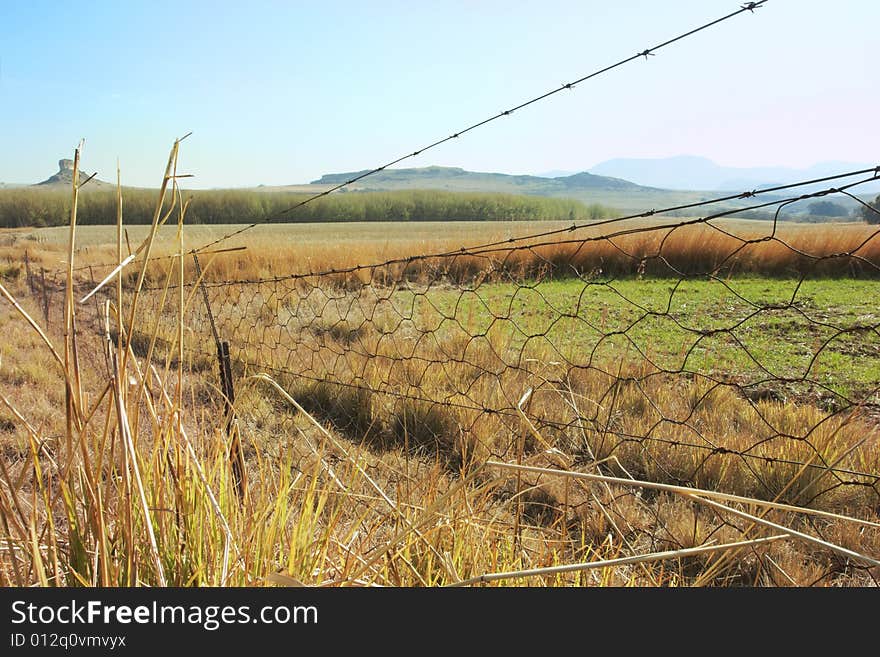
(0, 188), (609, 228)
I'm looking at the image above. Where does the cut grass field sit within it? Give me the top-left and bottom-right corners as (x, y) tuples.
(0, 151), (878, 587)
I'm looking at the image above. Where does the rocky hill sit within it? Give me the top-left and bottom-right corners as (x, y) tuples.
(36, 159), (112, 188)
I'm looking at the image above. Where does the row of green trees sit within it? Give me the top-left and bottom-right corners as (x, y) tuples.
(0, 187), (609, 228)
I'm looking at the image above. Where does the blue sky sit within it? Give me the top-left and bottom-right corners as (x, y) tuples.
(1, 0), (877, 188)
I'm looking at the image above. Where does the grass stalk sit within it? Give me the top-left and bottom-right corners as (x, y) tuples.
(448, 535), (790, 586)
(109, 346), (166, 585)
(487, 461), (880, 528)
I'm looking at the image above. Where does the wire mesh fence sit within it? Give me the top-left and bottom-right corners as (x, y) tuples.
(7, 164), (880, 586)
(85, 172), (877, 515)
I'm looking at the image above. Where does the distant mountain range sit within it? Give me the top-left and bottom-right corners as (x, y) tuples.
(310, 158), (878, 203)
(587, 155), (880, 193)
(306, 165), (717, 212)
(8, 157), (874, 219)
(312, 165), (647, 193)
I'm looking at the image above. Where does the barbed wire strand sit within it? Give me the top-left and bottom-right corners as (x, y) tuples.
(190, 170), (880, 288)
(188, 0), (770, 256)
(59, 164), (879, 283)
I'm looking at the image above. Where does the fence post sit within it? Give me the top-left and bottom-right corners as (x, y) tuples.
(192, 252), (247, 501)
(40, 267), (50, 328)
(24, 250), (34, 294)
(219, 340), (246, 501)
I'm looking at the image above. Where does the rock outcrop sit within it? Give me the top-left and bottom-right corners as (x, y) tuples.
(36, 158), (106, 187)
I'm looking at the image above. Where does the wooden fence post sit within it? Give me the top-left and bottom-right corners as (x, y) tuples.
(40, 267), (50, 328)
(24, 250), (34, 294)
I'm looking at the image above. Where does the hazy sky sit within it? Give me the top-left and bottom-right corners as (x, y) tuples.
(1, 0), (877, 188)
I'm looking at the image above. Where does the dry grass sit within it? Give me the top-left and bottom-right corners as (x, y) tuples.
(0, 143), (878, 588)
(4, 214), (880, 290)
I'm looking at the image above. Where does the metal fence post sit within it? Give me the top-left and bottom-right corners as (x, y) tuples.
(218, 340), (246, 501)
(192, 252), (247, 502)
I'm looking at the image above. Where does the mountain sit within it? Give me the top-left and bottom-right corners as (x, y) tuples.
(301, 162), (874, 218)
(311, 165), (648, 194)
(36, 159), (112, 188)
(300, 164), (775, 214)
(589, 156), (880, 193)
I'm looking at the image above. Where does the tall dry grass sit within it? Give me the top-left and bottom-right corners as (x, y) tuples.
(19, 220), (880, 293)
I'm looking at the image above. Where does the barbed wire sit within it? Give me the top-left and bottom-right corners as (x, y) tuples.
(50, 165), (876, 286)
(187, 0), (770, 256)
(57, 163), (876, 280)
(43, 1), (776, 280)
(46, 165), (860, 282)
(35, 1), (774, 281)
(184, 169), (880, 288)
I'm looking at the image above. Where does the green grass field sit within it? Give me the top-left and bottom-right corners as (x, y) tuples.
(410, 276), (880, 402)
